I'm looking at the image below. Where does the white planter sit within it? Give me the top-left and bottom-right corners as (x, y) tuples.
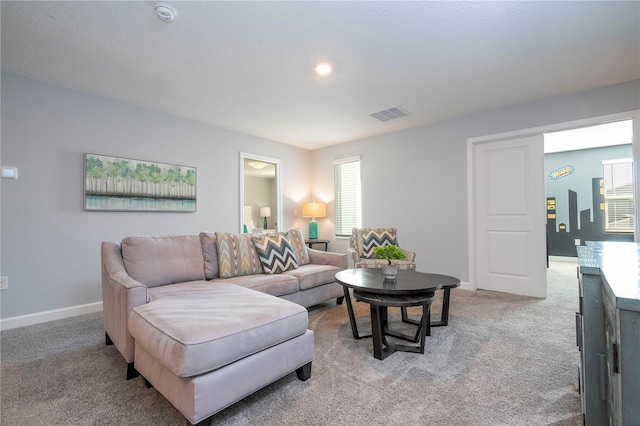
(382, 264), (398, 280)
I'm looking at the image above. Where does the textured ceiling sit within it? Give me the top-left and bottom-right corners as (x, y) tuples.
(2, 1), (639, 149)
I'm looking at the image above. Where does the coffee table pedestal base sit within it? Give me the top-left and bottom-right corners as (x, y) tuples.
(353, 290), (436, 360)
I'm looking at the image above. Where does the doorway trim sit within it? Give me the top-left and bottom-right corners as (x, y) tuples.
(467, 110), (639, 292)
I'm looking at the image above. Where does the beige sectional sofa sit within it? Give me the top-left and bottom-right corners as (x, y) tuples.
(101, 229), (347, 425)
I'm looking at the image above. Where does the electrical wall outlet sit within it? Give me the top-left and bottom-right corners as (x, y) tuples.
(0, 276), (7, 291)
(575, 239), (581, 246)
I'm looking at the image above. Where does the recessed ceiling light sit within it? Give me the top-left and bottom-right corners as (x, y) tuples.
(314, 63), (332, 76)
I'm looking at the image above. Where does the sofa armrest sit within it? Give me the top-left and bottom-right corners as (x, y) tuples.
(308, 248), (348, 271)
(101, 242), (149, 363)
(401, 249), (416, 263)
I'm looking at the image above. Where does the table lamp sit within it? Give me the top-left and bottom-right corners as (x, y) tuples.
(302, 202), (326, 239)
(260, 207), (271, 229)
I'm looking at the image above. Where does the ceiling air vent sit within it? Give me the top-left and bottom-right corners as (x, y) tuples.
(369, 106), (410, 122)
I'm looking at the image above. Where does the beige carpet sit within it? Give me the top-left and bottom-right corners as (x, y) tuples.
(1, 259), (582, 425)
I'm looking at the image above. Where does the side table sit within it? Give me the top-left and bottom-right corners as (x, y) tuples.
(305, 239), (329, 251)
(353, 290), (436, 360)
(335, 268), (459, 360)
(401, 280), (460, 328)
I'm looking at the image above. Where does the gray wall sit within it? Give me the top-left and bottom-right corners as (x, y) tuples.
(2, 73), (638, 319)
(545, 145), (633, 232)
(311, 80), (640, 281)
(0, 74), (311, 319)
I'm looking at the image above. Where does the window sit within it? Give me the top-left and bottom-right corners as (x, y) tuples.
(334, 158), (361, 237)
(603, 158), (634, 233)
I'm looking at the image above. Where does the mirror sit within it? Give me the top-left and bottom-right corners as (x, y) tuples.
(240, 153), (281, 233)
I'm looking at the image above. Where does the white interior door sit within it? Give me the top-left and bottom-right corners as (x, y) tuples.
(474, 134), (547, 298)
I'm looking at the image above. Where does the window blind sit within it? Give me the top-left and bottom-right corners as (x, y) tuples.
(603, 158), (634, 234)
(334, 158), (361, 237)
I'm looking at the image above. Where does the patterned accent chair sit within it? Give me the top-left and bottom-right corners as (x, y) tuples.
(347, 228), (416, 270)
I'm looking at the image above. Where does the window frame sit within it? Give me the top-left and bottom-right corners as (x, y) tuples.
(333, 157), (361, 238)
(602, 157), (634, 234)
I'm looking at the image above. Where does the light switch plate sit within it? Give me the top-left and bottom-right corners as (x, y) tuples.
(0, 276), (7, 290)
(1, 167), (18, 179)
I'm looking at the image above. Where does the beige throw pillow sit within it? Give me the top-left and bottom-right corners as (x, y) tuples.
(215, 232), (264, 278)
(286, 228), (310, 265)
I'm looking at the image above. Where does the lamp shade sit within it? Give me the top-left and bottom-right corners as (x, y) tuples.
(302, 202), (326, 218)
(259, 207), (271, 217)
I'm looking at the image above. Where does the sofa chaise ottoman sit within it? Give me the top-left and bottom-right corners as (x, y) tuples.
(129, 283), (313, 426)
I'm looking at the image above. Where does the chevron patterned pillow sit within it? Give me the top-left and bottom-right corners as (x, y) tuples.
(285, 228), (310, 265)
(215, 232), (264, 278)
(361, 228), (397, 259)
(252, 234), (299, 274)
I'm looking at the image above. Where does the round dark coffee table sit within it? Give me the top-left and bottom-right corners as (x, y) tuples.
(335, 268), (460, 360)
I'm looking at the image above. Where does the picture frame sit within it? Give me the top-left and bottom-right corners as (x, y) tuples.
(84, 153), (196, 212)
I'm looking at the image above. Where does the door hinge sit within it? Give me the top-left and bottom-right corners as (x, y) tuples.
(613, 343), (620, 374)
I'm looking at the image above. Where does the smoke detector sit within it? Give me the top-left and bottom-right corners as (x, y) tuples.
(155, 4), (176, 23)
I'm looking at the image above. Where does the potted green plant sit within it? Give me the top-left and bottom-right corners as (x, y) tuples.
(373, 245), (406, 280)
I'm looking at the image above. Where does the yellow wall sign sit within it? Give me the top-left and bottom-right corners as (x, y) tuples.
(549, 165), (575, 180)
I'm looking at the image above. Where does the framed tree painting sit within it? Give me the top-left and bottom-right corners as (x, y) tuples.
(84, 153), (197, 212)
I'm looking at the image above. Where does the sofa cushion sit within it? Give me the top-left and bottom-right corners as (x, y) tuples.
(146, 277), (297, 302)
(359, 228), (398, 259)
(252, 234), (299, 274)
(121, 235), (205, 287)
(129, 283), (308, 378)
(282, 263), (340, 291)
(223, 273), (299, 297)
(355, 259), (389, 269)
(147, 280), (213, 302)
(355, 259), (416, 270)
(215, 232), (263, 278)
(390, 259), (416, 269)
(285, 228), (310, 266)
(199, 232), (219, 280)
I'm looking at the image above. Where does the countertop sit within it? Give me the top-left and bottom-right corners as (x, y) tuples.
(577, 241), (640, 312)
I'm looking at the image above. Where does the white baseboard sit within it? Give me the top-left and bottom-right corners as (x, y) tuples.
(0, 301), (103, 331)
(458, 281), (472, 291)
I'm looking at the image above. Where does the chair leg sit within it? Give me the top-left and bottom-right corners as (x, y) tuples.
(126, 362), (140, 380)
(189, 415), (214, 426)
(296, 362), (312, 381)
